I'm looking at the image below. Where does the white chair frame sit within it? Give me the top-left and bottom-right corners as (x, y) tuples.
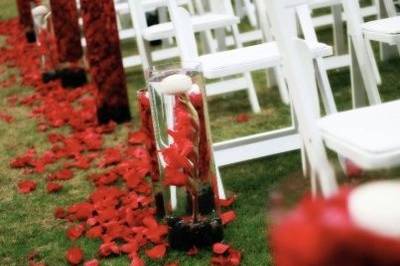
(342, 0), (388, 108)
(167, 0), (340, 197)
(375, 0), (400, 61)
(267, 0), (400, 198)
(126, 0), (240, 69)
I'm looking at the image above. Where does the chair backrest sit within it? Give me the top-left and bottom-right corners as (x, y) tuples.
(382, 0), (397, 17)
(128, 0), (192, 37)
(258, 0), (321, 43)
(166, 1), (199, 65)
(341, 0), (397, 36)
(265, 0), (338, 197)
(341, 0), (366, 37)
(208, 0), (235, 15)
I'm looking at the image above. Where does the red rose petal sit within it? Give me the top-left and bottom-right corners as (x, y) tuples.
(18, 180), (37, 194)
(67, 224), (85, 240)
(83, 259), (99, 266)
(66, 247), (84, 265)
(235, 113), (250, 123)
(130, 257), (145, 266)
(86, 226), (103, 239)
(46, 182), (63, 193)
(218, 196), (236, 208)
(212, 243), (230, 255)
(54, 207), (66, 219)
(220, 211), (236, 225)
(99, 241), (120, 257)
(145, 244), (166, 260)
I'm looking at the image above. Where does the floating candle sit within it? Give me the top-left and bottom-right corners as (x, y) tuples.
(32, 5), (49, 28)
(349, 181), (400, 238)
(159, 74), (193, 95)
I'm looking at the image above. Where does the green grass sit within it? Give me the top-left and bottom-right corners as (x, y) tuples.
(1, 1), (400, 265)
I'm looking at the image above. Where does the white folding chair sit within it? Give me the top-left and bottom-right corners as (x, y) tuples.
(255, 0), (338, 113)
(167, 1), (336, 196)
(341, 0), (394, 107)
(127, 0), (240, 70)
(133, 0), (264, 112)
(267, 0), (400, 197)
(361, 0), (400, 62)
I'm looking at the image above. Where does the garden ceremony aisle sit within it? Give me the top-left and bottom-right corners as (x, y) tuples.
(1, 0), (400, 265)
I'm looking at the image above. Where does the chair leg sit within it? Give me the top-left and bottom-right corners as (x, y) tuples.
(274, 67), (290, 105)
(301, 141), (309, 177)
(243, 0), (257, 27)
(331, 4), (346, 55)
(349, 36), (382, 108)
(244, 72), (261, 113)
(216, 167), (226, 200)
(170, 186), (178, 210)
(365, 39), (382, 85)
(215, 28), (227, 51)
(159, 7), (173, 48)
(314, 58), (337, 114)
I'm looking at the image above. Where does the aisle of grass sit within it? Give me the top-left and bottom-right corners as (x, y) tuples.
(1, 1), (400, 265)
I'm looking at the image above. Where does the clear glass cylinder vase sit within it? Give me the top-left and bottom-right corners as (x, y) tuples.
(146, 63), (223, 250)
(32, 4), (59, 83)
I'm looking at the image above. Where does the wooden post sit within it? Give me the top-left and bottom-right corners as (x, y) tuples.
(16, 0), (35, 42)
(49, 0), (87, 88)
(81, 0), (132, 124)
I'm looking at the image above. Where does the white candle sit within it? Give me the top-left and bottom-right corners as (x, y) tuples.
(158, 74), (193, 95)
(348, 180), (400, 238)
(32, 5), (49, 28)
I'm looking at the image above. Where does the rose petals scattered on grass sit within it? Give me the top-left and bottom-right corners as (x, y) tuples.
(1, 19), (241, 265)
(17, 180), (37, 194)
(0, 111), (14, 123)
(211, 247), (242, 266)
(49, 169), (73, 181)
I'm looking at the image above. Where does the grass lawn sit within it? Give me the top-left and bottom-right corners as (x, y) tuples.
(1, 1), (400, 265)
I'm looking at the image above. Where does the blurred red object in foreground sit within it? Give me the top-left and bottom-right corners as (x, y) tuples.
(271, 188), (400, 266)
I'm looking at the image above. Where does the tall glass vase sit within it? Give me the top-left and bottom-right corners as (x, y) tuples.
(146, 63), (223, 251)
(32, 5), (59, 83)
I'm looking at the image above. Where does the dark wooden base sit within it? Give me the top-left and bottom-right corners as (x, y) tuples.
(167, 217), (223, 251)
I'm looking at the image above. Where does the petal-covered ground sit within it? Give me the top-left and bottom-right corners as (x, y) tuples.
(0, 17), (242, 265)
(2, 0), (400, 265)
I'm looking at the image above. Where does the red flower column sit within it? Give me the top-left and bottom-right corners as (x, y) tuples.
(80, 0), (131, 124)
(16, 0), (36, 42)
(49, 0), (87, 88)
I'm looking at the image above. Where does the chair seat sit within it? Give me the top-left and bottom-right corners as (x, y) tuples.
(199, 41), (332, 78)
(318, 100), (400, 169)
(362, 16), (400, 44)
(143, 13), (239, 41)
(363, 16), (400, 34)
